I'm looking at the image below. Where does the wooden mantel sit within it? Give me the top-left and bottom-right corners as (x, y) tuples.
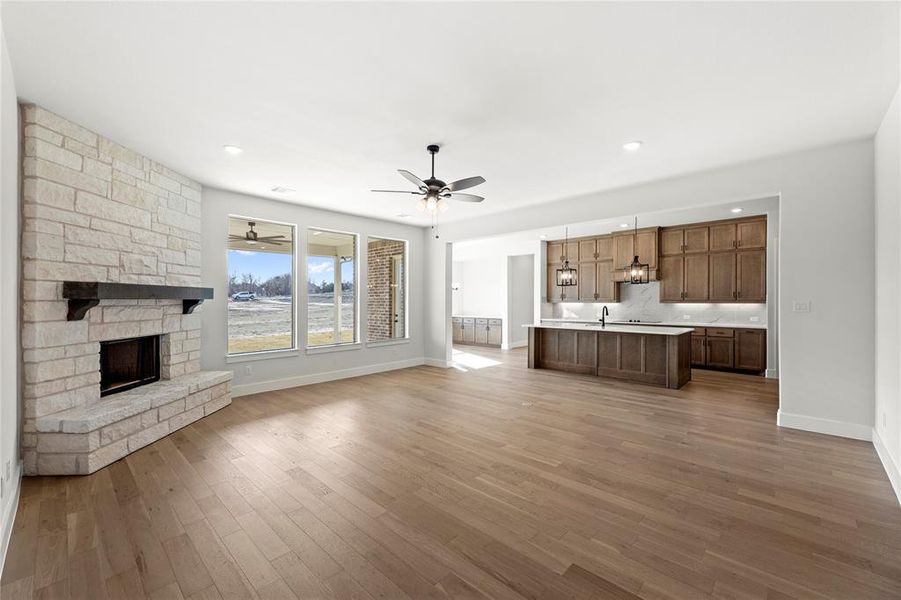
(62, 282), (215, 321)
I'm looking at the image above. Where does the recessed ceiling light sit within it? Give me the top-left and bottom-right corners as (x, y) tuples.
(622, 141), (643, 152)
(396, 213), (412, 219)
(222, 144), (243, 155)
(731, 208), (743, 214)
(271, 186), (295, 194)
(619, 223), (630, 228)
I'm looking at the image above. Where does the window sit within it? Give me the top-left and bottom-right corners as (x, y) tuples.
(367, 237), (407, 342)
(307, 229), (357, 346)
(227, 217), (295, 355)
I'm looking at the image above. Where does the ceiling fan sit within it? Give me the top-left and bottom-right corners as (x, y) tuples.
(228, 221), (288, 246)
(372, 144), (485, 215)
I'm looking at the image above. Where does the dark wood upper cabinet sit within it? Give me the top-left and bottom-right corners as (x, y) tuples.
(709, 252), (737, 302)
(684, 226), (710, 253)
(737, 219), (766, 250)
(577, 261), (597, 302)
(595, 236), (614, 261)
(596, 260), (619, 302)
(659, 255), (684, 302)
(660, 229), (684, 257)
(578, 239), (596, 262)
(683, 253), (709, 301)
(709, 223), (737, 252)
(737, 250), (766, 302)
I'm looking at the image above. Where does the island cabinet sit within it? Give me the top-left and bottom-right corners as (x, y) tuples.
(528, 326), (691, 389)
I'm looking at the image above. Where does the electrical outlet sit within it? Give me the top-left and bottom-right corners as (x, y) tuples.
(792, 300), (810, 313)
(750, 316), (760, 322)
(682, 315), (691, 320)
(244, 365), (252, 375)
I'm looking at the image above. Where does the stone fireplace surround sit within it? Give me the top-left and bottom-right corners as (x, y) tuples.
(21, 104), (231, 475)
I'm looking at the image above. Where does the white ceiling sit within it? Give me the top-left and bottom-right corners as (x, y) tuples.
(3, 2), (897, 226)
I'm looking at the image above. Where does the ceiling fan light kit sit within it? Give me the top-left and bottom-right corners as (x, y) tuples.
(228, 221), (289, 247)
(371, 144), (486, 236)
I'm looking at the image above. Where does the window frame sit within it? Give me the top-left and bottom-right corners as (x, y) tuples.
(365, 234), (410, 345)
(225, 214), (298, 358)
(305, 226), (360, 350)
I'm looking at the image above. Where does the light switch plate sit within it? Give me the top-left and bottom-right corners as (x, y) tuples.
(792, 300), (811, 313)
(750, 316), (760, 322)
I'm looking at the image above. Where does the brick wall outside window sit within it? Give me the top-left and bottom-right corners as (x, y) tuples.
(367, 239), (405, 341)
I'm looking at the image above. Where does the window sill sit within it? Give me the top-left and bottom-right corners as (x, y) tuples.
(306, 342), (362, 355)
(226, 348), (299, 363)
(365, 338), (411, 348)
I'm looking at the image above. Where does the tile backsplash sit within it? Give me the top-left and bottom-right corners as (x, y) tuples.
(542, 281), (767, 326)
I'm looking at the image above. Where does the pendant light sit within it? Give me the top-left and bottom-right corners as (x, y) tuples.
(623, 217), (649, 285)
(556, 227), (578, 287)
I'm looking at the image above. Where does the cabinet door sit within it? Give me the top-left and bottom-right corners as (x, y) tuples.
(613, 234), (634, 271)
(475, 320), (488, 344)
(709, 223), (736, 252)
(683, 253), (709, 301)
(595, 260), (619, 302)
(547, 264), (562, 302)
(690, 336), (707, 366)
(463, 322), (476, 343)
(595, 236), (614, 261)
(578, 239), (597, 262)
(487, 323), (502, 346)
(737, 250), (766, 302)
(635, 230), (658, 270)
(706, 338), (734, 369)
(683, 226), (710, 254)
(709, 253), (736, 301)
(578, 262), (597, 301)
(659, 255), (684, 302)
(452, 322), (463, 343)
(563, 241), (579, 263)
(547, 242), (564, 264)
(660, 229), (684, 256)
(735, 329), (766, 371)
(737, 219), (766, 250)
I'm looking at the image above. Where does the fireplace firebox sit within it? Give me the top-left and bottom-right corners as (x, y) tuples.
(100, 335), (161, 396)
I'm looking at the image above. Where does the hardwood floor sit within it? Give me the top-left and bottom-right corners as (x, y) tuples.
(3, 346), (900, 599)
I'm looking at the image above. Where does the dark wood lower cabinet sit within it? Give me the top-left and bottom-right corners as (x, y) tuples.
(735, 329), (766, 371)
(706, 337), (735, 369)
(529, 327), (691, 389)
(690, 335), (707, 366)
(691, 327), (766, 374)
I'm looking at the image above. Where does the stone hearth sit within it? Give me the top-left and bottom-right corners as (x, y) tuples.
(21, 104), (231, 475)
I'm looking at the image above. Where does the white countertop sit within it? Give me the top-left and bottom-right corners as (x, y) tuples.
(525, 322), (694, 336)
(540, 318), (767, 330)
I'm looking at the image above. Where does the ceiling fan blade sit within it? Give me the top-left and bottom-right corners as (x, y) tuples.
(371, 189), (422, 194)
(256, 235), (286, 241)
(444, 176), (485, 192)
(397, 170), (426, 189)
(445, 193), (484, 203)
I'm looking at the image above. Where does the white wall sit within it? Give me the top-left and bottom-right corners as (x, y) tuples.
(0, 23), (19, 571)
(453, 257), (506, 318)
(426, 140), (876, 440)
(201, 188), (427, 394)
(875, 85), (901, 502)
(507, 254), (533, 348)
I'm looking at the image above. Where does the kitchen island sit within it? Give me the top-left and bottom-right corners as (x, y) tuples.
(525, 323), (693, 389)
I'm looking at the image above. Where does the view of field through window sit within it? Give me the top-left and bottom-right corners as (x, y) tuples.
(227, 218), (295, 354)
(308, 229), (357, 346)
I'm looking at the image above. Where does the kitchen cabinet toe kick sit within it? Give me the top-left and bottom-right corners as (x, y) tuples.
(526, 326), (691, 389)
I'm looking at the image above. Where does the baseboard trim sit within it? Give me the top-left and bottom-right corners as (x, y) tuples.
(765, 368), (779, 379)
(0, 461), (22, 577)
(777, 410), (872, 441)
(506, 340), (528, 349)
(423, 358), (451, 368)
(873, 428), (901, 507)
(232, 357), (427, 397)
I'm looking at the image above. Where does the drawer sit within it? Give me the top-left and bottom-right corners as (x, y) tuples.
(489, 319), (502, 325)
(692, 327), (706, 336)
(463, 318), (475, 324)
(475, 318), (488, 324)
(452, 317), (462, 323)
(708, 328), (734, 338)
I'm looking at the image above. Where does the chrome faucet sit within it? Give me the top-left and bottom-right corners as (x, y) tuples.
(600, 306), (609, 327)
